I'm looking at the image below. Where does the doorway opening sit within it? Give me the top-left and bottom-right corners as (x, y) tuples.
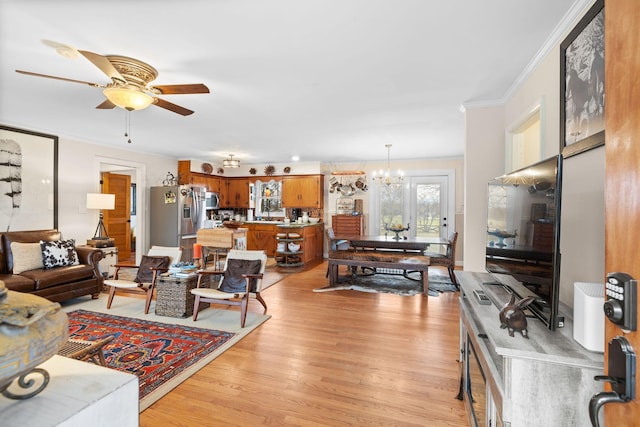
(97, 157), (146, 264)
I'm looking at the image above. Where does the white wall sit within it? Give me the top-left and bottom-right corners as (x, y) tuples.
(464, 1), (605, 308)
(56, 136), (176, 251)
(463, 106), (505, 272)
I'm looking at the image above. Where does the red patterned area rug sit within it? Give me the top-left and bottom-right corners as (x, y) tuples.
(67, 309), (235, 411)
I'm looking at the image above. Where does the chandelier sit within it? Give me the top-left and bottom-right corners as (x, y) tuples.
(222, 154), (240, 168)
(371, 144), (404, 185)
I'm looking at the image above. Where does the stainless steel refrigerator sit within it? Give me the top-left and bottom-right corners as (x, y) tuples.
(150, 185), (206, 262)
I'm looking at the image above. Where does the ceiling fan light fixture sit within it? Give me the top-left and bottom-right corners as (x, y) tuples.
(222, 154), (240, 168)
(103, 87), (154, 111)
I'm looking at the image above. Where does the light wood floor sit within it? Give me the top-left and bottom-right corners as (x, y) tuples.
(139, 261), (467, 426)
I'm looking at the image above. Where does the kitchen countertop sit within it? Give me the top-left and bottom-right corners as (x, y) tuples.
(243, 220), (322, 227)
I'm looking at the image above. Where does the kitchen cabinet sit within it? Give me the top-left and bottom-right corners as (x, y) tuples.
(275, 223), (323, 266)
(281, 175), (324, 208)
(246, 223), (276, 257)
(332, 214), (364, 236)
(275, 225), (304, 267)
(223, 178), (251, 208)
(302, 224), (323, 263)
(177, 160), (222, 194)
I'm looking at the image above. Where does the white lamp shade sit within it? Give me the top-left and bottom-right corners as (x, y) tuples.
(87, 193), (115, 210)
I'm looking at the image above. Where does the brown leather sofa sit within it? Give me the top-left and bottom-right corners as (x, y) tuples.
(0, 229), (104, 302)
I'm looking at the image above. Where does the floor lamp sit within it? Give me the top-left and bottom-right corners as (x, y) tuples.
(87, 193), (115, 244)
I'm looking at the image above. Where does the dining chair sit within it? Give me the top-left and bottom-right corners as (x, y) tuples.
(325, 227), (352, 277)
(104, 246), (182, 313)
(190, 249), (267, 327)
(425, 231), (458, 287)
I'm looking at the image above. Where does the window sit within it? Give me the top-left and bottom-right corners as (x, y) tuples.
(378, 183), (404, 231)
(255, 179), (285, 219)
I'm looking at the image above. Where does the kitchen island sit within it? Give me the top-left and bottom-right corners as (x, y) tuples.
(244, 221), (323, 265)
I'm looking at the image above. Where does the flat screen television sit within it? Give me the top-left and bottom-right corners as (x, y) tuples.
(485, 155), (563, 330)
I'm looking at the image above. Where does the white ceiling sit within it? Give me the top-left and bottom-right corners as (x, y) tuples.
(0, 0), (584, 167)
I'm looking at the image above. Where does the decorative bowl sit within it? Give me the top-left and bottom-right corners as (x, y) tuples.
(223, 221), (244, 229)
(308, 218), (320, 224)
(288, 242), (301, 252)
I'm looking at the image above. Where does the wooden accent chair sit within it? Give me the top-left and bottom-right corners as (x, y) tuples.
(425, 231), (458, 287)
(190, 249), (267, 328)
(58, 335), (114, 366)
(104, 246), (182, 314)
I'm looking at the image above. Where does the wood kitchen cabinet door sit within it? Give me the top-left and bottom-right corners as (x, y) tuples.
(302, 224), (323, 262)
(224, 178), (250, 208)
(302, 225), (317, 263)
(206, 176), (222, 193)
(281, 175), (324, 208)
(246, 224), (276, 256)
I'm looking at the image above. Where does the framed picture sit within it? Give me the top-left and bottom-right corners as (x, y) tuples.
(560, 0), (605, 158)
(0, 125), (58, 231)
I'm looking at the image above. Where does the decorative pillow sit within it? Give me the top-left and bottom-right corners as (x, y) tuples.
(135, 255), (170, 283)
(11, 242), (45, 274)
(40, 239), (79, 269)
(219, 259), (262, 293)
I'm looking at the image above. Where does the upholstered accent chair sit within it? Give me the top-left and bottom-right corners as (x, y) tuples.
(104, 246), (182, 313)
(190, 249), (267, 327)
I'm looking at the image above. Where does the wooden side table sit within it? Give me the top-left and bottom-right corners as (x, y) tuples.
(155, 274), (209, 318)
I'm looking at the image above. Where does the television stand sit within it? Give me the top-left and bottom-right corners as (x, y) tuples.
(456, 271), (604, 426)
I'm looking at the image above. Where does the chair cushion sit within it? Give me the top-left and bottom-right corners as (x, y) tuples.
(11, 242), (44, 274)
(135, 255), (170, 283)
(40, 239), (79, 269)
(219, 259), (262, 293)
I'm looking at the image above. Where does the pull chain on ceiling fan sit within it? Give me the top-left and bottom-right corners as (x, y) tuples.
(16, 49), (210, 116)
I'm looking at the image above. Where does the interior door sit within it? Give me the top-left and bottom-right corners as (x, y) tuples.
(101, 172), (131, 260)
(603, 0), (639, 424)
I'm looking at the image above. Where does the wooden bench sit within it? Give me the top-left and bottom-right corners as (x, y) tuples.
(327, 251), (431, 295)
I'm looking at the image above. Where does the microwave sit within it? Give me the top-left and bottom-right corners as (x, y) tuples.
(205, 192), (220, 209)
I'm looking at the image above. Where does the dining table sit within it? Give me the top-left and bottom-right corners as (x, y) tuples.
(334, 234), (449, 253)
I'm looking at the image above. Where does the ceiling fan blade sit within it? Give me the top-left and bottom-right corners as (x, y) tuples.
(15, 70), (103, 87)
(78, 50), (125, 82)
(151, 83), (210, 95)
(96, 99), (116, 109)
(153, 97), (194, 116)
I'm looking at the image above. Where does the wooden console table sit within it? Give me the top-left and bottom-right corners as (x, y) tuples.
(456, 271), (603, 426)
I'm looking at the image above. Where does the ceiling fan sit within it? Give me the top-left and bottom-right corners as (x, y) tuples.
(16, 49), (209, 116)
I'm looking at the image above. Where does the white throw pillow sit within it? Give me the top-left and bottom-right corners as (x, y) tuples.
(11, 242), (45, 274)
(40, 239), (80, 269)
